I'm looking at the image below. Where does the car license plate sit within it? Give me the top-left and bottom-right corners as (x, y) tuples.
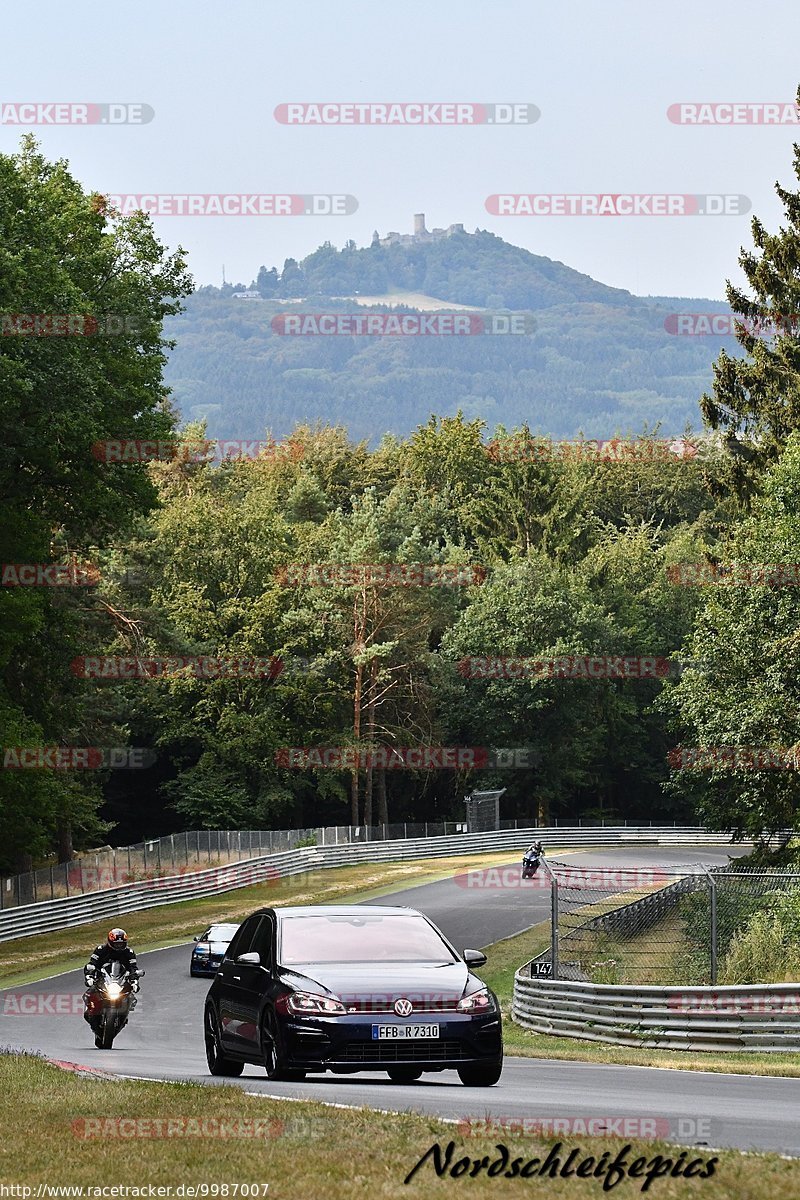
(372, 1024), (440, 1039)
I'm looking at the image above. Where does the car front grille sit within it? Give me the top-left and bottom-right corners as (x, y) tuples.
(343, 1002), (459, 1014)
(338, 1039), (471, 1063)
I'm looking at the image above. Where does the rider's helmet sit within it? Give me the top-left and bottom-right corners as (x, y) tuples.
(107, 928), (128, 950)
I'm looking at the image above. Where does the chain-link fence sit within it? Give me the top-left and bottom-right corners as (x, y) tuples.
(0, 820), (478, 908)
(1, 817), (699, 911)
(531, 860), (800, 985)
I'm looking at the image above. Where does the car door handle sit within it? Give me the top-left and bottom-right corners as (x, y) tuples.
(232, 975), (241, 981)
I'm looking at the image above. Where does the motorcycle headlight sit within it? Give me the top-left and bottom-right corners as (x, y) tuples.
(280, 990), (345, 1016)
(457, 989), (495, 1014)
(105, 982), (123, 999)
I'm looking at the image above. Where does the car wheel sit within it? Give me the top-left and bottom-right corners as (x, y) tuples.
(261, 1009), (305, 1082)
(204, 1005), (244, 1077)
(457, 1059), (503, 1087)
(386, 1067), (423, 1083)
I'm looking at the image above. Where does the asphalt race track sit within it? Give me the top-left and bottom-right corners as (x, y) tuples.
(3, 844), (799, 1156)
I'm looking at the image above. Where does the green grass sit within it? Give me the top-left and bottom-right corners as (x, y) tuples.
(0, 1053), (795, 1198)
(6, 847), (800, 1078)
(0, 849), (529, 989)
(482, 925), (800, 1076)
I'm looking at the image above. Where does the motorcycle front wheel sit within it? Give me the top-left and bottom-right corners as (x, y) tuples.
(97, 1013), (116, 1049)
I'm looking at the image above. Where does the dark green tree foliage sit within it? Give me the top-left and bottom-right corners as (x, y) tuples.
(661, 435), (800, 839)
(0, 138), (191, 868)
(702, 86), (800, 497)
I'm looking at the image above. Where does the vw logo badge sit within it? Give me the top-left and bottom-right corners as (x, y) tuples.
(394, 997), (413, 1017)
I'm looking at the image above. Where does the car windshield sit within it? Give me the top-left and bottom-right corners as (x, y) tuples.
(207, 925), (239, 940)
(279, 913), (458, 965)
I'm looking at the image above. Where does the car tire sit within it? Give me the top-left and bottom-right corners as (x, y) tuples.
(204, 1005), (244, 1077)
(457, 1059), (503, 1087)
(261, 1009), (306, 1082)
(386, 1067), (423, 1083)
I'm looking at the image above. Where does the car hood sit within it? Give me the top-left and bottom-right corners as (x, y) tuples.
(279, 960), (475, 1005)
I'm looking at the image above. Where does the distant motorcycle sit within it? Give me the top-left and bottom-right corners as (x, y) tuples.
(83, 961), (144, 1049)
(522, 847), (544, 879)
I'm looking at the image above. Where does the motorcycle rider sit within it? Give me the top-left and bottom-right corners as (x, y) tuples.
(522, 839), (544, 877)
(83, 928), (140, 1046)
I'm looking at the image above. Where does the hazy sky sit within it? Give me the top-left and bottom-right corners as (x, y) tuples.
(3, 0), (800, 298)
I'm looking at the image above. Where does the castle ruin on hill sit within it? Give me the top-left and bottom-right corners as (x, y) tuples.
(372, 213), (465, 248)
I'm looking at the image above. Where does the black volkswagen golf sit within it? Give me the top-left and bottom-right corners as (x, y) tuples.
(203, 904), (503, 1086)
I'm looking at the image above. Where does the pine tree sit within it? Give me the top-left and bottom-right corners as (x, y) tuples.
(701, 85), (800, 498)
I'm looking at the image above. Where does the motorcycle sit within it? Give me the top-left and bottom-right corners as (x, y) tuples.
(83, 961), (145, 1049)
(522, 847), (543, 879)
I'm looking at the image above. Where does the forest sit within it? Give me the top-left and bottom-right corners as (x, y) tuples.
(3, 135), (800, 871)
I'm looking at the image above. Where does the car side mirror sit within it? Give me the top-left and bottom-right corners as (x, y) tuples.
(463, 949), (487, 967)
(193, 934), (202, 941)
(236, 951), (261, 966)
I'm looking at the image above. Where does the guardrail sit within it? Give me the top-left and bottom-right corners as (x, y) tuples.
(512, 974), (800, 1051)
(0, 826), (738, 943)
(1, 818), (714, 909)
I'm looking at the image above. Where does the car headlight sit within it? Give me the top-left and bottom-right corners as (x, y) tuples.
(194, 942), (211, 954)
(457, 989), (495, 1013)
(280, 990), (346, 1016)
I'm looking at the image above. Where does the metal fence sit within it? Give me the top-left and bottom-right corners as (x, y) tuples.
(531, 860), (800, 986)
(1, 823), (473, 909)
(0, 826), (739, 942)
(0, 817), (702, 910)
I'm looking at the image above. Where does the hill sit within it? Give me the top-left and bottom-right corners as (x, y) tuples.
(162, 228), (738, 443)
